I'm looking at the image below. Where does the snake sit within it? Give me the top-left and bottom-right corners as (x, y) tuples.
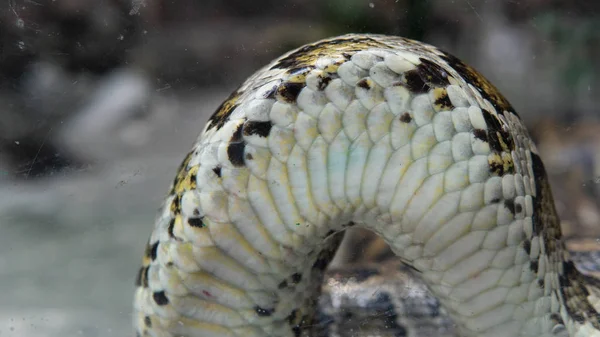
(132, 34), (600, 337)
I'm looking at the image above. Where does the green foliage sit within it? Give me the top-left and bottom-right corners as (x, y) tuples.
(319, 0), (431, 40)
(533, 12), (600, 91)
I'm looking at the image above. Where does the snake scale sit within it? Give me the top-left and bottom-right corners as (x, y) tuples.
(132, 34), (600, 337)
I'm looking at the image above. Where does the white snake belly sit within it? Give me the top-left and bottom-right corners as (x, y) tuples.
(132, 34), (600, 337)
(316, 244), (600, 337)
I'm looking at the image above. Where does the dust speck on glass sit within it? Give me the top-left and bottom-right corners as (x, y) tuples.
(1, 1), (599, 337)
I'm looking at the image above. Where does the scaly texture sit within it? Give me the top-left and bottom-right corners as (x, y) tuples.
(133, 34), (600, 337)
(316, 243), (600, 337)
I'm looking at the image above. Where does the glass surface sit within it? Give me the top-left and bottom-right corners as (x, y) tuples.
(0, 1), (598, 336)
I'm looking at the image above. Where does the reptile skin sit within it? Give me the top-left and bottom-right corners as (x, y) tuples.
(316, 239), (600, 337)
(132, 34), (600, 337)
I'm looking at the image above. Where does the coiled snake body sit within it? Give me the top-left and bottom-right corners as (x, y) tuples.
(133, 34), (600, 337)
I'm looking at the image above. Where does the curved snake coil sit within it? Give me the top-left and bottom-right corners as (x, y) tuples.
(133, 34), (600, 337)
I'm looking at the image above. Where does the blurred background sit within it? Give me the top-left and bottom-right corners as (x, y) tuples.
(0, 0), (599, 336)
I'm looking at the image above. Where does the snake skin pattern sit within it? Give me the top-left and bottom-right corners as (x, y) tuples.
(315, 240), (600, 337)
(318, 260), (458, 337)
(133, 34), (600, 337)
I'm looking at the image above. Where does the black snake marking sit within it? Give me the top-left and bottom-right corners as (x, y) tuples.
(133, 34), (600, 337)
